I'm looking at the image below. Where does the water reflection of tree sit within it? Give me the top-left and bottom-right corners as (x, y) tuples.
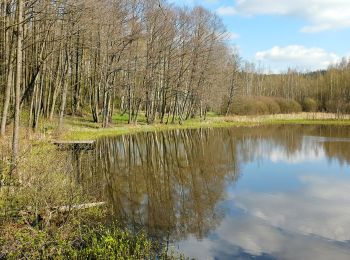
(75, 125), (350, 243)
(229, 125), (308, 163)
(323, 142), (350, 165)
(230, 125), (350, 165)
(80, 129), (240, 241)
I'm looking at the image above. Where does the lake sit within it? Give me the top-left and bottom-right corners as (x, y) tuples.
(72, 125), (350, 259)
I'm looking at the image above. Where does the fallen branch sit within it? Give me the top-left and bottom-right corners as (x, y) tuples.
(55, 202), (106, 212)
(19, 202), (107, 227)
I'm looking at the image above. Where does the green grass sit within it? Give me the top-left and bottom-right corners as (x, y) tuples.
(1, 222), (184, 259)
(112, 113), (148, 124)
(55, 112), (350, 141)
(62, 121), (249, 141)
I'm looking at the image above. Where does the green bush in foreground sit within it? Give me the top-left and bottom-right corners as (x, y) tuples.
(1, 223), (182, 259)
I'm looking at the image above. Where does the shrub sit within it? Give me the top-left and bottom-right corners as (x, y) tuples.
(275, 98), (289, 113)
(344, 103), (350, 114)
(288, 99), (302, 113)
(227, 96), (301, 115)
(325, 100), (337, 113)
(261, 97), (281, 114)
(302, 98), (317, 112)
(275, 98), (302, 113)
(325, 99), (350, 114)
(232, 97), (265, 115)
(256, 100), (269, 114)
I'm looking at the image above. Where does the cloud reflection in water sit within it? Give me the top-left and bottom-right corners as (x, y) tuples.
(178, 175), (350, 259)
(178, 133), (350, 260)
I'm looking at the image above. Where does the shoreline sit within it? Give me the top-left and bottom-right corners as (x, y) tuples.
(62, 112), (350, 141)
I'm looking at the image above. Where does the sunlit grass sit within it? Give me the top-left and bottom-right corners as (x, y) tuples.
(59, 112), (350, 141)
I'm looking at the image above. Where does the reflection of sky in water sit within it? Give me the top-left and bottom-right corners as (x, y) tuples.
(176, 136), (350, 259)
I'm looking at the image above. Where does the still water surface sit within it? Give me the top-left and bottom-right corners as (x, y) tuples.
(74, 125), (350, 259)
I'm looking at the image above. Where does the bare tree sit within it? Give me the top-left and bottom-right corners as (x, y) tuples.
(11, 0), (23, 174)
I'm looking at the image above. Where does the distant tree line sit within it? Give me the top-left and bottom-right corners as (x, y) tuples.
(223, 59), (350, 115)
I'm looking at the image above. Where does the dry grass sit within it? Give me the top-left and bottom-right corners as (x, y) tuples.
(221, 112), (350, 122)
(56, 112), (350, 141)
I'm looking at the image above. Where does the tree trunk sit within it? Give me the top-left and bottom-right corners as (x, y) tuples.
(12, 0), (24, 175)
(0, 0), (13, 137)
(58, 51), (69, 131)
(1, 62), (12, 137)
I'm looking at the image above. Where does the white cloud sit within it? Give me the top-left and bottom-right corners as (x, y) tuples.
(255, 45), (341, 71)
(216, 6), (237, 16)
(205, 0), (219, 3)
(216, 0), (350, 32)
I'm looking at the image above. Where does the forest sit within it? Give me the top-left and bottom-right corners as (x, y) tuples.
(1, 0), (350, 136)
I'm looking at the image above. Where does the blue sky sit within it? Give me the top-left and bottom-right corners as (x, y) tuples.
(169, 0), (350, 72)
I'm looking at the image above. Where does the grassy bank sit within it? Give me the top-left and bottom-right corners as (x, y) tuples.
(60, 112), (350, 141)
(1, 222), (174, 259)
(0, 136), (183, 259)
